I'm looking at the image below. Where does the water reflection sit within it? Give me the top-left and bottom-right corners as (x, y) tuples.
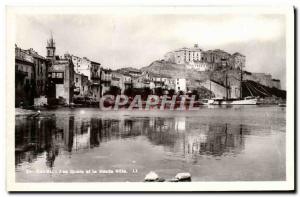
(15, 114), (249, 170)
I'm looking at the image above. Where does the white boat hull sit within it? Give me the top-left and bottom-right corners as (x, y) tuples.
(209, 99), (258, 105)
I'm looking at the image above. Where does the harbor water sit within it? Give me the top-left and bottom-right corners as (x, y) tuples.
(15, 106), (286, 182)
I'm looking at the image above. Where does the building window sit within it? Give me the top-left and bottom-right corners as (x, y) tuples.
(52, 72), (63, 78)
(76, 78), (78, 83)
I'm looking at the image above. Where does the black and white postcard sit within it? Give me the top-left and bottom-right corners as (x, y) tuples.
(6, 6), (295, 192)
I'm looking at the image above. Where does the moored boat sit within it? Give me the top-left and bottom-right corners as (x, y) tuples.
(204, 96), (258, 105)
(278, 103), (286, 107)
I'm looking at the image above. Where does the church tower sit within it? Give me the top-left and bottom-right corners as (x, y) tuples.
(46, 32), (56, 62)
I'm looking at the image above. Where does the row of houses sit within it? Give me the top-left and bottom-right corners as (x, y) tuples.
(16, 36), (283, 108)
(15, 35), (188, 107)
(15, 45), (49, 107)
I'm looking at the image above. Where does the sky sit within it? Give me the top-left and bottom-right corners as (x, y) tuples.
(16, 14), (286, 89)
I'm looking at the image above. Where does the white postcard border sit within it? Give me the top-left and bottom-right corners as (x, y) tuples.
(6, 6), (295, 192)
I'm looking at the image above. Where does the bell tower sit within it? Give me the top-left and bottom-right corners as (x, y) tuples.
(46, 32), (56, 61)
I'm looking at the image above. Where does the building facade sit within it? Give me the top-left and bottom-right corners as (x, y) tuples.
(164, 45), (246, 71)
(15, 45), (35, 107)
(175, 78), (187, 93)
(200, 80), (227, 99)
(244, 73), (273, 88)
(271, 79), (281, 89)
(25, 48), (49, 98)
(71, 55), (92, 80)
(48, 58), (75, 105)
(74, 73), (89, 97)
(164, 44), (203, 64)
(101, 68), (112, 96)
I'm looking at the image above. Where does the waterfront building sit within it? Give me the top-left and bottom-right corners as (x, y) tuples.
(71, 55), (92, 80)
(148, 73), (165, 89)
(74, 73), (89, 97)
(25, 48), (49, 98)
(243, 72), (276, 88)
(101, 68), (112, 96)
(91, 61), (101, 77)
(111, 71), (134, 94)
(163, 77), (176, 90)
(135, 72), (175, 91)
(199, 79), (227, 99)
(122, 73), (133, 91)
(15, 45), (50, 107)
(15, 45), (35, 107)
(175, 78), (187, 93)
(133, 76), (151, 89)
(111, 71), (122, 89)
(90, 80), (101, 101)
(133, 72), (151, 89)
(90, 61), (102, 101)
(271, 79), (281, 89)
(45, 35), (75, 105)
(48, 57), (75, 105)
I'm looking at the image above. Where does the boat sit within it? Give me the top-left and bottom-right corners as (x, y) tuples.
(206, 97), (258, 105)
(204, 60), (258, 105)
(278, 103), (286, 107)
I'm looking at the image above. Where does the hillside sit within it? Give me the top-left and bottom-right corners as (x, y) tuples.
(141, 60), (211, 80)
(142, 60), (286, 99)
(242, 80), (286, 99)
(141, 60), (187, 78)
(142, 60), (241, 85)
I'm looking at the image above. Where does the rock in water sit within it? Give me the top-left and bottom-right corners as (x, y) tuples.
(175, 172), (191, 182)
(144, 171), (159, 182)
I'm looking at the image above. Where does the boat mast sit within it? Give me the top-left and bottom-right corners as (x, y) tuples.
(240, 63), (243, 99)
(224, 60), (229, 100)
(225, 71), (228, 100)
(209, 72), (212, 99)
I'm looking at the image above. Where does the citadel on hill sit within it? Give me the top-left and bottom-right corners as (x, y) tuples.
(164, 44), (245, 71)
(15, 36), (285, 108)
